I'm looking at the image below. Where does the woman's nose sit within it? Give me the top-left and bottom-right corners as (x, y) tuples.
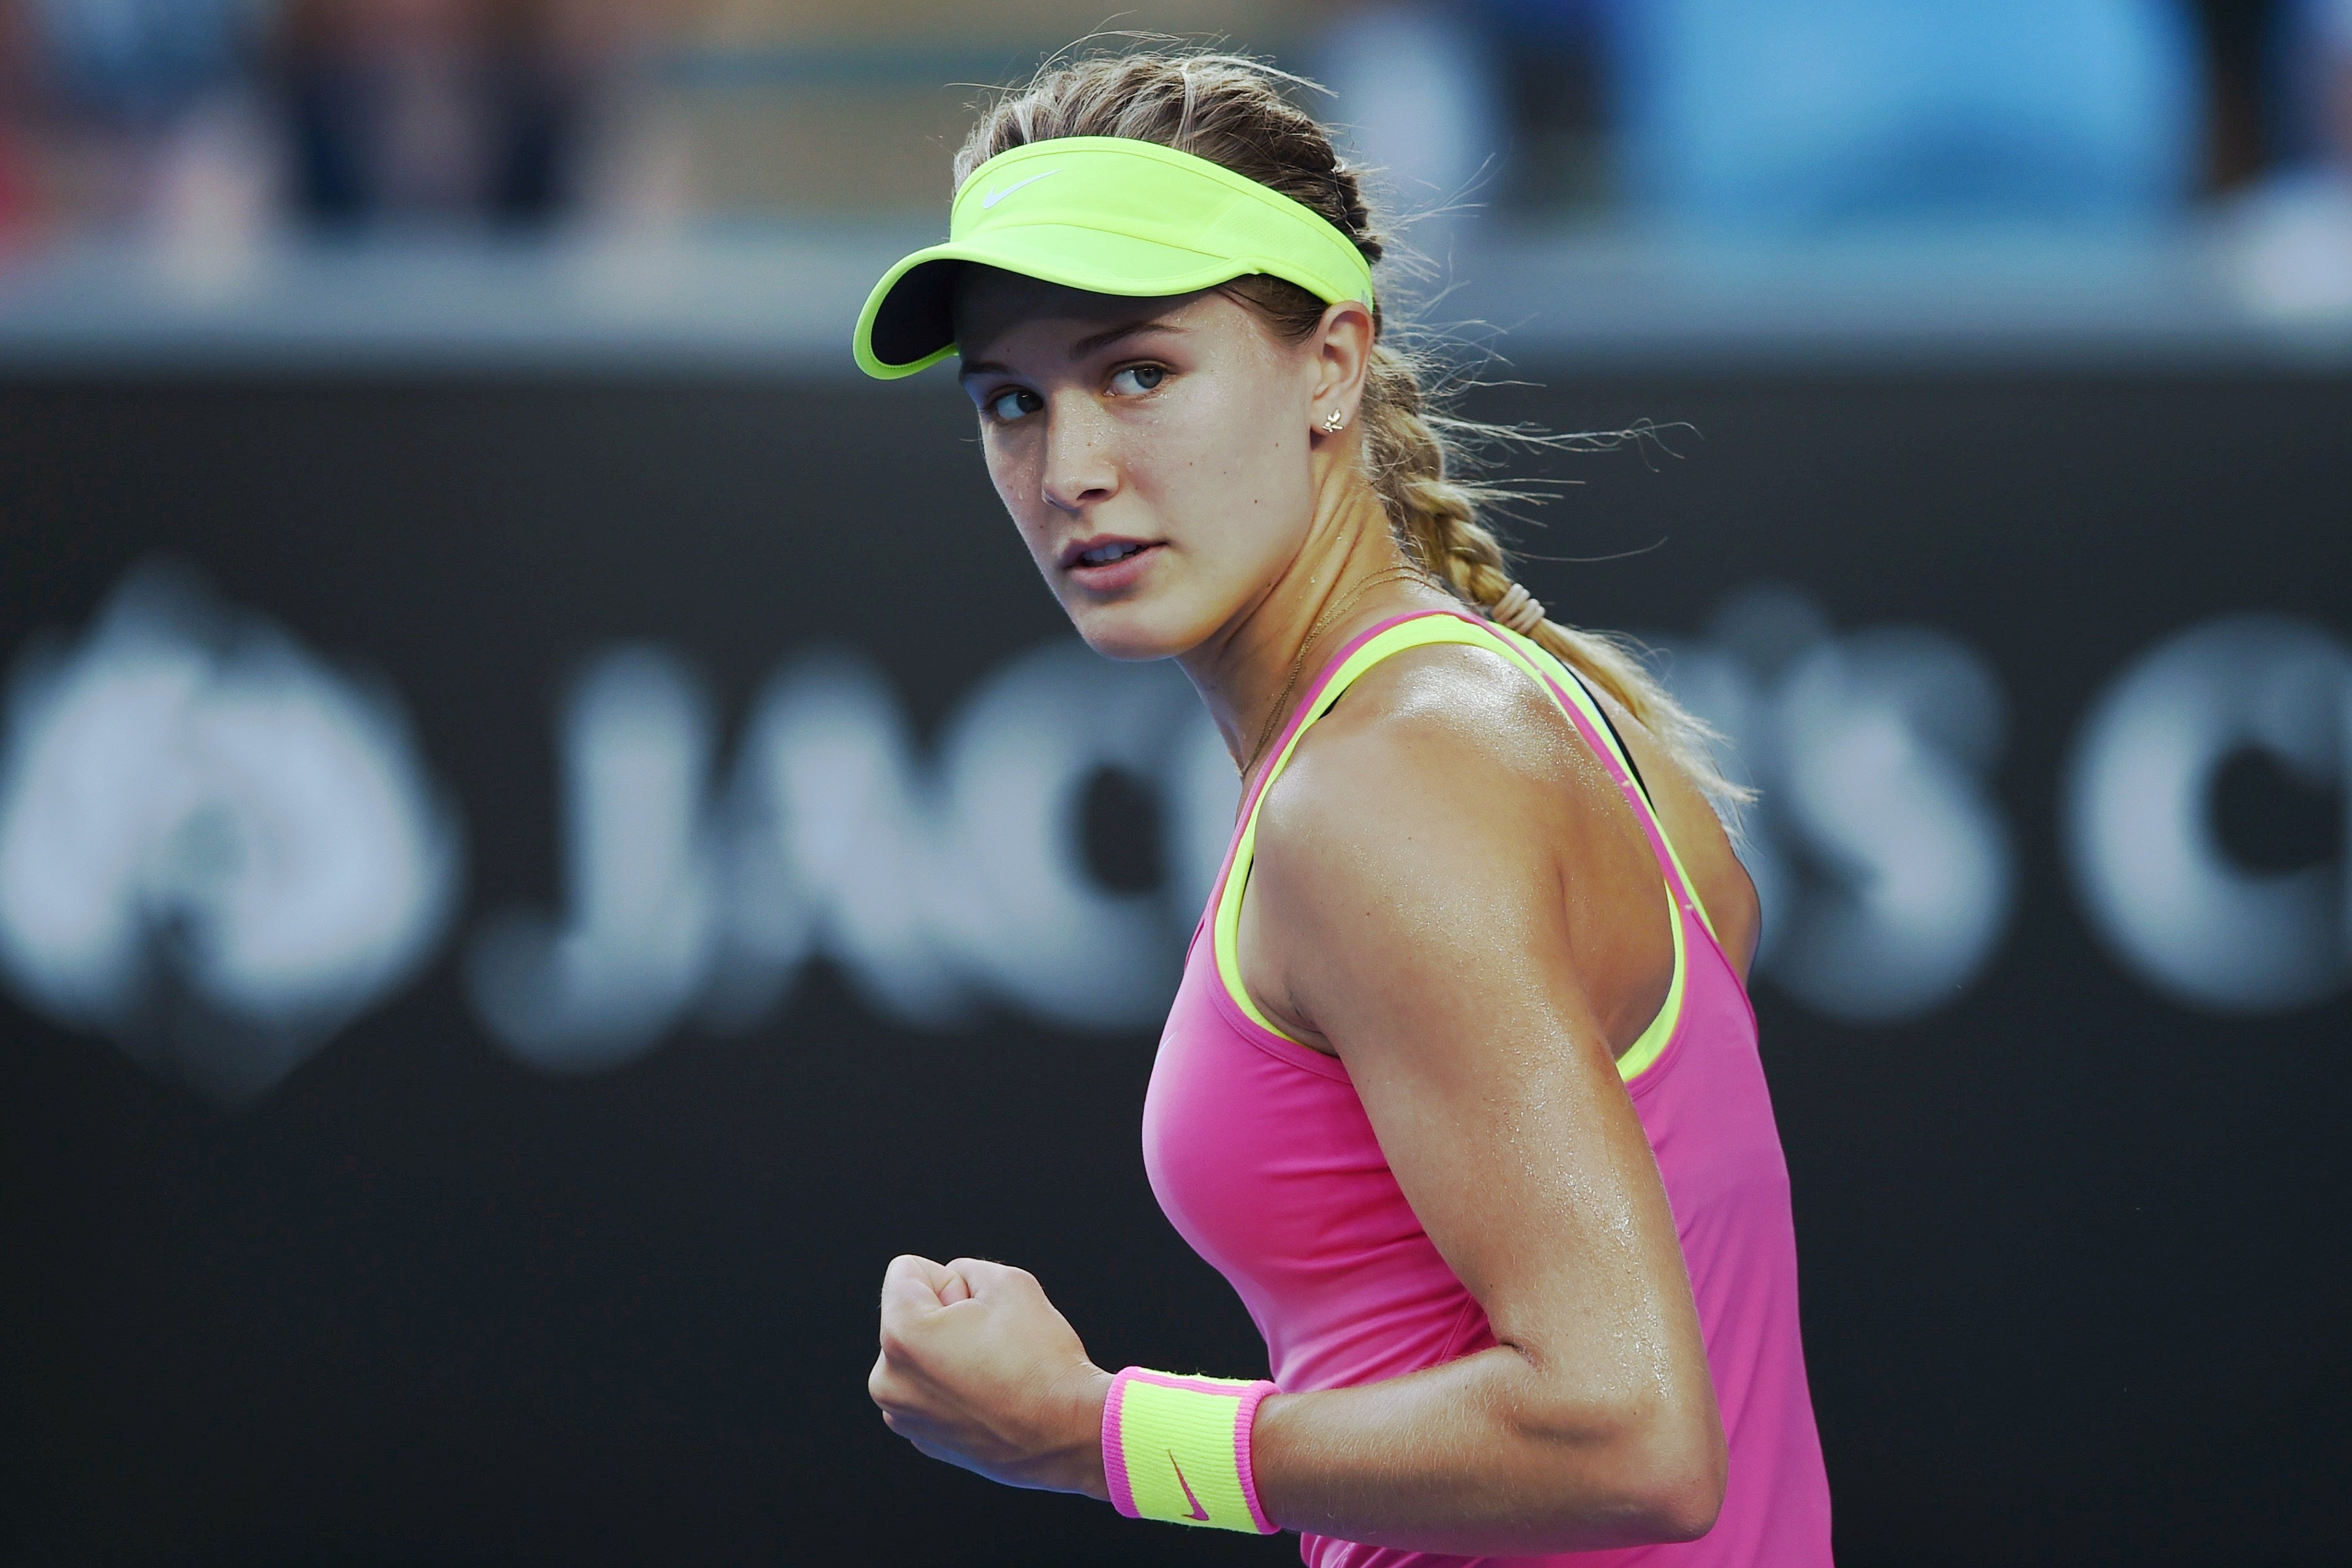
(1039, 398), (1119, 514)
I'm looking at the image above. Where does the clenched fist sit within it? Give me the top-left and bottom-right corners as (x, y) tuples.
(868, 1254), (1115, 1499)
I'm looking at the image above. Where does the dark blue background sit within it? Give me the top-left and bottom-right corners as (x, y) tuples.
(1, 369), (2345, 1565)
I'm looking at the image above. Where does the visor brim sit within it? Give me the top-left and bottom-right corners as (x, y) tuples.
(853, 225), (1328, 380)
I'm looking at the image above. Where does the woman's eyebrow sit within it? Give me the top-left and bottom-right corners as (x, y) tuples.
(957, 317), (1184, 382)
(1068, 316), (1183, 359)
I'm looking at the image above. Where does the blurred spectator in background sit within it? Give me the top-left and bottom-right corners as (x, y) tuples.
(0, 0), (665, 248)
(2189, 0), (2352, 183)
(2195, 0), (2293, 189)
(1312, 2), (1505, 234)
(2206, 0), (2352, 319)
(8, 0), (273, 247)
(2297, 0), (2352, 173)
(0, 1), (33, 246)
(1482, 0), (1611, 214)
(274, 0), (652, 230)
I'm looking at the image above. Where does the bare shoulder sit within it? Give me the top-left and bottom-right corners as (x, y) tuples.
(1256, 642), (1609, 853)
(1237, 643), (1673, 1048)
(1241, 636), (1761, 1028)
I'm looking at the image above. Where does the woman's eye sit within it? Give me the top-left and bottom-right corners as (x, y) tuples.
(1110, 364), (1166, 395)
(987, 388), (1043, 422)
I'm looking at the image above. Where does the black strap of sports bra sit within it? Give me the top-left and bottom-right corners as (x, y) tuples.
(1554, 659), (1656, 813)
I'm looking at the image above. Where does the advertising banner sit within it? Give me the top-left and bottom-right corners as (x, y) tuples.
(1, 370), (2345, 1565)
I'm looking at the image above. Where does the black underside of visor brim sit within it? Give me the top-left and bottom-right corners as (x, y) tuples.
(870, 258), (963, 370)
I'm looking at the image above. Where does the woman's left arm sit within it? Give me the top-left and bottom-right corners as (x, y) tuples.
(1233, 685), (1727, 1554)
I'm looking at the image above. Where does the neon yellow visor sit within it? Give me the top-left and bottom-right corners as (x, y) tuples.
(853, 135), (1377, 380)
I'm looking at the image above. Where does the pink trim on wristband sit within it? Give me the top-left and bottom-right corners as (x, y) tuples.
(1102, 1367), (1141, 1519)
(1232, 1379), (1279, 1535)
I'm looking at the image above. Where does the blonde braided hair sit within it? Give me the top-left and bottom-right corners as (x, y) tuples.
(956, 46), (1748, 810)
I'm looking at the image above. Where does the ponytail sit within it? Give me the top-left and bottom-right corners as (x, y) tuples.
(1359, 339), (1752, 811)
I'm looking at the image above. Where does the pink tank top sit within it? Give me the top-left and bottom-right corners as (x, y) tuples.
(1143, 610), (1833, 1567)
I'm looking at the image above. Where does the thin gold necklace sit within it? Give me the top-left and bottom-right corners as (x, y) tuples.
(1235, 563), (1435, 791)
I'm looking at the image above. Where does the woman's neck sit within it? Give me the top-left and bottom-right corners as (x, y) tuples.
(1179, 476), (1457, 779)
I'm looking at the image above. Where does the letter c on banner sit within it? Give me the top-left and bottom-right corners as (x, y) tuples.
(2065, 615), (2350, 1012)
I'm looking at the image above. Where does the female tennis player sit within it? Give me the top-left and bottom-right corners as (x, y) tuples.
(858, 51), (1831, 1566)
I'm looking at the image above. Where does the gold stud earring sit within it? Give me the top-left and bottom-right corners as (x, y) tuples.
(1321, 409), (1345, 434)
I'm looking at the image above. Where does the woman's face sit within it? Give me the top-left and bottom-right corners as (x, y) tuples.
(952, 270), (1330, 661)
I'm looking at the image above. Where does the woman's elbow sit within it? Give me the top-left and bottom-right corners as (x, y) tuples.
(1623, 1413), (1727, 1544)
(1508, 1362), (1727, 1548)
(1634, 1449), (1725, 1543)
(1530, 1396), (1723, 1547)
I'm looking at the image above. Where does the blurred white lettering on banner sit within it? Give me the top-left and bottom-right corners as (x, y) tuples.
(2064, 615), (2351, 1011)
(6, 563), (2336, 1105)
(466, 646), (727, 1071)
(0, 563), (462, 1105)
(1652, 589), (2015, 1023)
(466, 640), (1236, 1070)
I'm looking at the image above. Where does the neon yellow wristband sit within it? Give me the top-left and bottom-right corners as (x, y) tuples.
(1102, 1367), (1280, 1533)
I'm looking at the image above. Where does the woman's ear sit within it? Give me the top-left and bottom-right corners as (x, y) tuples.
(1307, 299), (1376, 436)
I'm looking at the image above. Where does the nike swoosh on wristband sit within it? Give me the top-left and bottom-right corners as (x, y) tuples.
(1169, 1454), (1212, 1522)
(981, 169), (1061, 208)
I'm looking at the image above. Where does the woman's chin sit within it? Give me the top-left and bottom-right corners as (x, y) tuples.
(1066, 602), (1200, 663)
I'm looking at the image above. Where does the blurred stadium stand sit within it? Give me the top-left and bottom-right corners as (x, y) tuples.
(0, 0), (2347, 367)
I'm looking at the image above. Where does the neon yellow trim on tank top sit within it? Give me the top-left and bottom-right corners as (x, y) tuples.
(1213, 613), (1690, 1083)
(1213, 619), (1468, 1043)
